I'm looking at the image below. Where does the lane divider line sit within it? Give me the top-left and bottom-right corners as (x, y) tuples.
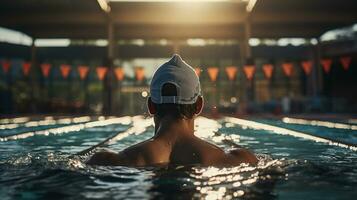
(0, 116), (92, 130)
(0, 117), (31, 124)
(282, 117), (357, 130)
(75, 116), (153, 156)
(0, 116), (132, 142)
(225, 117), (357, 151)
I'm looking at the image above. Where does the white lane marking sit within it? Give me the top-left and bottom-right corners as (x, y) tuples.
(194, 116), (241, 144)
(225, 117), (357, 151)
(75, 116), (153, 155)
(282, 117), (357, 130)
(0, 116), (92, 130)
(0, 117), (30, 124)
(0, 116), (132, 142)
(107, 116), (153, 145)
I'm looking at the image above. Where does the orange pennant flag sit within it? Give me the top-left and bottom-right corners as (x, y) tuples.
(96, 66), (107, 81)
(135, 67), (145, 81)
(320, 59), (332, 74)
(262, 64), (274, 79)
(41, 63), (51, 78)
(340, 56), (351, 71)
(78, 65), (89, 80)
(225, 66), (238, 81)
(22, 62), (31, 76)
(2, 60), (11, 74)
(115, 67), (125, 81)
(301, 61), (313, 75)
(194, 67), (201, 77)
(282, 62), (293, 77)
(60, 64), (71, 79)
(207, 67), (219, 82)
(243, 65), (256, 80)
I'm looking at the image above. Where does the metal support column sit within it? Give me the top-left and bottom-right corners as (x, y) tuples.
(244, 15), (252, 60)
(103, 14), (114, 115)
(315, 38), (322, 97)
(30, 39), (37, 113)
(240, 13), (254, 113)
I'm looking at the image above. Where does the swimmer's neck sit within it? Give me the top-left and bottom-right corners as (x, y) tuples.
(154, 116), (195, 140)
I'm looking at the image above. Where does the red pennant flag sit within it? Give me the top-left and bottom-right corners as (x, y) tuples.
(340, 56), (351, 71)
(96, 66), (107, 81)
(282, 62), (293, 77)
(22, 62), (31, 76)
(207, 67), (219, 82)
(41, 63), (51, 78)
(135, 67), (145, 81)
(2, 60), (11, 74)
(301, 61), (313, 75)
(77, 66), (89, 80)
(225, 66), (238, 81)
(262, 64), (274, 79)
(320, 59), (332, 74)
(115, 67), (125, 81)
(243, 65), (256, 80)
(60, 64), (71, 79)
(194, 67), (201, 77)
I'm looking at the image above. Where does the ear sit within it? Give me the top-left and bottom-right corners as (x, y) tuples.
(194, 96), (204, 115)
(147, 97), (156, 115)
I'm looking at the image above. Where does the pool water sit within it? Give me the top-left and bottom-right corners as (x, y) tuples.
(0, 116), (356, 200)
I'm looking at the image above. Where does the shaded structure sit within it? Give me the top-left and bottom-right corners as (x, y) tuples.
(0, 0), (357, 115)
(1, 0), (357, 39)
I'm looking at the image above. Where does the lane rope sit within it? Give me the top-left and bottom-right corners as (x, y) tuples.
(225, 117), (357, 151)
(0, 116), (92, 130)
(75, 116), (153, 156)
(282, 117), (357, 130)
(0, 116), (131, 142)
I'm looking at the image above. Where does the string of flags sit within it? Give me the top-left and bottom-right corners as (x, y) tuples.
(0, 56), (353, 82)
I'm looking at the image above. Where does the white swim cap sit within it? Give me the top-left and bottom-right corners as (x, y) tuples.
(150, 54), (201, 104)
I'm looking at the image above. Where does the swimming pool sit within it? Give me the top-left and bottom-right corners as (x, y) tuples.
(0, 116), (356, 200)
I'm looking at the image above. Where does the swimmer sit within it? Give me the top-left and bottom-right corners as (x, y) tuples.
(87, 54), (257, 167)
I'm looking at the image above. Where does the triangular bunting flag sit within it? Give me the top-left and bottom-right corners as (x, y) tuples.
(194, 67), (201, 77)
(243, 65), (256, 80)
(2, 60), (11, 74)
(262, 64), (274, 79)
(96, 66), (107, 81)
(135, 67), (145, 81)
(340, 56), (351, 71)
(301, 61), (313, 75)
(207, 67), (219, 82)
(225, 66), (238, 81)
(282, 62), (293, 77)
(22, 62), (31, 76)
(60, 64), (71, 79)
(320, 59), (332, 74)
(41, 63), (51, 78)
(78, 66), (89, 80)
(115, 67), (125, 81)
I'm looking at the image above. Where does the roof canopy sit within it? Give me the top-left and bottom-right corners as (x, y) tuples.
(0, 0), (357, 39)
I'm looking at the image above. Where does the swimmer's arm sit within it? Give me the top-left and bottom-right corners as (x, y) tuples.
(226, 148), (258, 165)
(86, 151), (126, 166)
(86, 150), (147, 166)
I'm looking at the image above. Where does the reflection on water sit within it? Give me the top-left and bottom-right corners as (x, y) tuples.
(0, 152), (287, 200)
(0, 116), (357, 199)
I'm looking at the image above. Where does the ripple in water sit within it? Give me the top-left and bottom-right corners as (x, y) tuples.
(0, 151), (291, 200)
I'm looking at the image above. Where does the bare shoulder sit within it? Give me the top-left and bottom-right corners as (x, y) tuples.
(86, 139), (158, 166)
(227, 148), (258, 165)
(86, 150), (123, 166)
(192, 138), (258, 166)
(87, 138), (171, 166)
(117, 138), (171, 166)
(185, 138), (227, 165)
